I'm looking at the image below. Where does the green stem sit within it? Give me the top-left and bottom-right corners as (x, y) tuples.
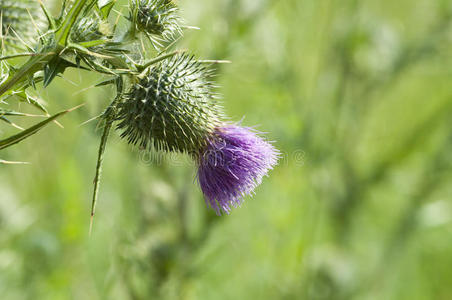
(55, 0), (92, 45)
(137, 50), (182, 74)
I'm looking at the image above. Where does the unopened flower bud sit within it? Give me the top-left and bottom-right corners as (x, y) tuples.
(116, 53), (223, 153)
(129, 0), (181, 41)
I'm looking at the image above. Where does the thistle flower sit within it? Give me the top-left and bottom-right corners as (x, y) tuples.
(0, 0), (279, 228)
(197, 125), (279, 215)
(116, 54), (223, 153)
(129, 0), (181, 42)
(115, 54), (278, 214)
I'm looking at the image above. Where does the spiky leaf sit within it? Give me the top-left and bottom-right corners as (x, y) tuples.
(97, 0), (116, 19)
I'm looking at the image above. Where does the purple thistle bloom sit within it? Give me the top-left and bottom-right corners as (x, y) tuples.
(197, 124), (279, 215)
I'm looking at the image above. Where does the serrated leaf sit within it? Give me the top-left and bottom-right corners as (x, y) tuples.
(43, 58), (80, 87)
(0, 54), (53, 98)
(43, 57), (65, 87)
(0, 104), (83, 150)
(90, 119), (112, 235)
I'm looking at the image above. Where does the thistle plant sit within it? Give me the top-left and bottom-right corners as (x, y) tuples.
(0, 0), (279, 231)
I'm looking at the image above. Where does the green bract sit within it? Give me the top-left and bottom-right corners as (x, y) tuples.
(116, 54), (223, 153)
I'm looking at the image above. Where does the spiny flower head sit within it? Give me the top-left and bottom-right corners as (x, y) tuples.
(129, 0), (181, 41)
(70, 17), (112, 44)
(197, 124), (279, 215)
(116, 54), (223, 153)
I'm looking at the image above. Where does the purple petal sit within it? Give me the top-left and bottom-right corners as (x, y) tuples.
(197, 124), (279, 215)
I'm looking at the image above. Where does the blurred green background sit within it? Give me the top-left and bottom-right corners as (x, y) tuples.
(1, 0), (452, 299)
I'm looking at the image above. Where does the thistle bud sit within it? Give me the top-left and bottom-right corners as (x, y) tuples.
(116, 53), (223, 153)
(70, 17), (112, 44)
(129, 0), (181, 41)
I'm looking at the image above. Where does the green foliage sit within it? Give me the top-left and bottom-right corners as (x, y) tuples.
(0, 0), (205, 226)
(1, 0), (452, 300)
